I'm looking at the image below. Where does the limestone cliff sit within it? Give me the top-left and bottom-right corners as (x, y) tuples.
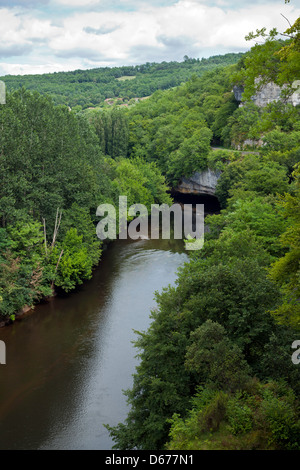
(233, 81), (300, 107)
(175, 80), (299, 197)
(175, 168), (221, 196)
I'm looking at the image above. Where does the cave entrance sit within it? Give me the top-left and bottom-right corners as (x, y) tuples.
(171, 190), (221, 216)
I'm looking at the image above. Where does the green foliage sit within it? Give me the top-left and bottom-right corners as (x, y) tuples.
(2, 36), (300, 452)
(215, 154), (290, 208)
(0, 220), (52, 319)
(87, 107), (129, 158)
(0, 87), (172, 316)
(166, 389), (228, 450)
(0, 249), (31, 318)
(206, 194), (288, 257)
(126, 65), (238, 183)
(226, 394), (253, 435)
(52, 228), (94, 292)
(112, 159), (155, 210)
(107, 231), (286, 449)
(166, 128), (213, 185)
(228, 20), (300, 149)
(260, 386), (297, 445)
(261, 128), (300, 172)
(166, 381), (300, 450)
(130, 158), (173, 206)
(59, 204), (102, 266)
(105, 16), (300, 452)
(185, 320), (251, 392)
(7, 219), (44, 262)
(207, 149), (238, 172)
(110, 157), (172, 211)
(222, 102), (261, 147)
(269, 166), (300, 329)
(242, 15), (300, 93)
(0, 88), (105, 228)
(234, 40), (284, 102)
(1, 54), (243, 109)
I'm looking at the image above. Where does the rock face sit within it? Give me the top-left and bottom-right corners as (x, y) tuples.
(233, 81), (300, 107)
(253, 81), (300, 107)
(176, 168), (221, 196)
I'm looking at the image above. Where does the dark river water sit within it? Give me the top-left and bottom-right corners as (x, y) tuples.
(0, 235), (188, 450)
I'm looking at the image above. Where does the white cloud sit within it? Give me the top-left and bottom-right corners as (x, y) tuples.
(49, 10), (161, 60)
(54, 0), (101, 6)
(0, 0), (299, 74)
(0, 60), (83, 75)
(0, 7), (60, 48)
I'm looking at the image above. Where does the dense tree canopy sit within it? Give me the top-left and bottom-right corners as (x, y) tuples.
(106, 16), (300, 450)
(0, 88), (171, 320)
(1, 27), (300, 450)
(0, 54), (243, 109)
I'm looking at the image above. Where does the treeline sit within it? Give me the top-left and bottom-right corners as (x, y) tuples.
(1, 31), (300, 449)
(106, 21), (300, 450)
(88, 50), (299, 188)
(1, 53), (243, 109)
(0, 89), (171, 322)
(125, 67), (238, 185)
(87, 65), (240, 186)
(0, 51), (247, 322)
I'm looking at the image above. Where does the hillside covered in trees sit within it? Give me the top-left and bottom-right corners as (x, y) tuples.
(104, 18), (300, 450)
(0, 89), (172, 323)
(0, 53), (242, 110)
(0, 10), (300, 451)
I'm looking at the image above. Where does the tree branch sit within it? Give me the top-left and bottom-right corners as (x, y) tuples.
(280, 13), (292, 29)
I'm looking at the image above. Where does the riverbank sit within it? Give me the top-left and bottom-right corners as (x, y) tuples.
(0, 190), (220, 329)
(0, 238), (114, 329)
(0, 233), (188, 449)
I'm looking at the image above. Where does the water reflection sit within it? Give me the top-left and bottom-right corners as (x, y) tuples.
(0, 236), (188, 450)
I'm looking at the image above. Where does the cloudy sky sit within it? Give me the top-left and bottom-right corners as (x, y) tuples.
(0, 0), (299, 75)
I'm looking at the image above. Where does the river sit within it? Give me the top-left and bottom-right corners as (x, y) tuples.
(0, 234), (188, 450)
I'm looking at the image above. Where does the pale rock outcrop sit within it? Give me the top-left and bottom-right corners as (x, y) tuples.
(233, 81), (300, 108)
(176, 168), (221, 196)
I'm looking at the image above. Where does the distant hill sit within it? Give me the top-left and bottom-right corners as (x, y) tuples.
(0, 53), (244, 109)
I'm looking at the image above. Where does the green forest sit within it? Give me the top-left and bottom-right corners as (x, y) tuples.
(0, 8), (300, 451)
(0, 89), (172, 320)
(0, 53), (242, 110)
(104, 18), (300, 450)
